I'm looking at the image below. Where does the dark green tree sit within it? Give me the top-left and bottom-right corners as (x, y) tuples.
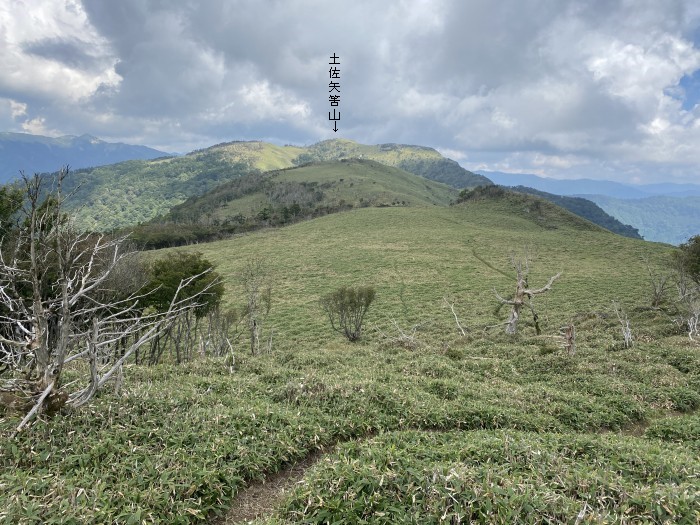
(143, 251), (224, 317)
(677, 235), (700, 285)
(0, 184), (23, 233)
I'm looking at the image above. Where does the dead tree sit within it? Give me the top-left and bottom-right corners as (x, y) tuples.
(240, 258), (272, 355)
(675, 284), (700, 341)
(0, 170), (219, 435)
(671, 262), (700, 341)
(494, 257), (561, 335)
(559, 324), (576, 355)
(612, 301), (633, 348)
(373, 317), (423, 350)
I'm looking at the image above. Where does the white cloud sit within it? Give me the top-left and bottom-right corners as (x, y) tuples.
(0, 0), (698, 182)
(0, 0), (118, 104)
(9, 100), (27, 119)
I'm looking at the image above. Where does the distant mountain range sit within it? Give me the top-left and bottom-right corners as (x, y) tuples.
(2, 132), (693, 244)
(481, 171), (700, 199)
(583, 195), (700, 246)
(481, 170), (700, 244)
(0, 132), (170, 183)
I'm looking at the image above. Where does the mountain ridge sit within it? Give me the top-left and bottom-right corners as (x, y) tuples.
(480, 170), (700, 199)
(129, 158), (459, 248)
(38, 138), (490, 230)
(0, 132), (171, 183)
(506, 186), (642, 239)
(482, 170), (700, 244)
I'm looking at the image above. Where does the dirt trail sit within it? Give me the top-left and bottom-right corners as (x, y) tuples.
(211, 448), (327, 524)
(211, 410), (696, 523)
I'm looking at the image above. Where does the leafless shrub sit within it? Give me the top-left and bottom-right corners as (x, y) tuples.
(559, 323), (576, 355)
(612, 301), (633, 348)
(374, 318), (424, 350)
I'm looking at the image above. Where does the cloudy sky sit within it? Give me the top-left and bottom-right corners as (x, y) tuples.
(1, 0), (700, 184)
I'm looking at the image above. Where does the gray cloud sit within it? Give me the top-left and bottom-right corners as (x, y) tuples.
(22, 36), (107, 71)
(1, 0), (699, 183)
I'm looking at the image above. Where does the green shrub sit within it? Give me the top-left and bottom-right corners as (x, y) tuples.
(276, 430), (700, 524)
(320, 286), (376, 341)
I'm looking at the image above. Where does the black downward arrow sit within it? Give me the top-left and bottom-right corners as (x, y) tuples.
(333, 122), (338, 132)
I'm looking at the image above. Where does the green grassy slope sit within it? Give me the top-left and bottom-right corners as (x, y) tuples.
(168, 158), (456, 222)
(204, 140), (304, 172)
(194, 198), (659, 350)
(297, 138), (491, 188)
(510, 185), (643, 239)
(59, 139), (486, 231)
(128, 158), (458, 249)
(2, 196), (698, 523)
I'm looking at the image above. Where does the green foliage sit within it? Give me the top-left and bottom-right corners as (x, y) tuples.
(56, 138), (480, 232)
(456, 185), (606, 234)
(0, 183), (22, 232)
(1, 195), (697, 523)
(295, 138), (492, 188)
(587, 194), (700, 245)
(644, 415), (700, 448)
(275, 430), (699, 524)
(677, 235), (700, 284)
(457, 184), (508, 202)
(320, 286), (376, 341)
(128, 159), (457, 249)
(1, 331), (698, 522)
(143, 251), (224, 317)
(60, 154), (254, 230)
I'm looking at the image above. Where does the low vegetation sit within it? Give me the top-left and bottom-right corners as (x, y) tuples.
(270, 430), (698, 524)
(1, 169), (698, 523)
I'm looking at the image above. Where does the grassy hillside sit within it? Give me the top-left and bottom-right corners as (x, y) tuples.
(508, 185), (642, 239)
(203, 140), (304, 172)
(129, 158), (457, 248)
(174, 159), (454, 221)
(298, 139), (491, 188)
(2, 195), (698, 523)
(585, 194), (700, 245)
(194, 197), (658, 349)
(58, 139), (487, 231)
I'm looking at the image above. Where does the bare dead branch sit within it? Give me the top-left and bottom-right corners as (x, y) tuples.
(443, 296), (467, 336)
(11, 380), (54, 437)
